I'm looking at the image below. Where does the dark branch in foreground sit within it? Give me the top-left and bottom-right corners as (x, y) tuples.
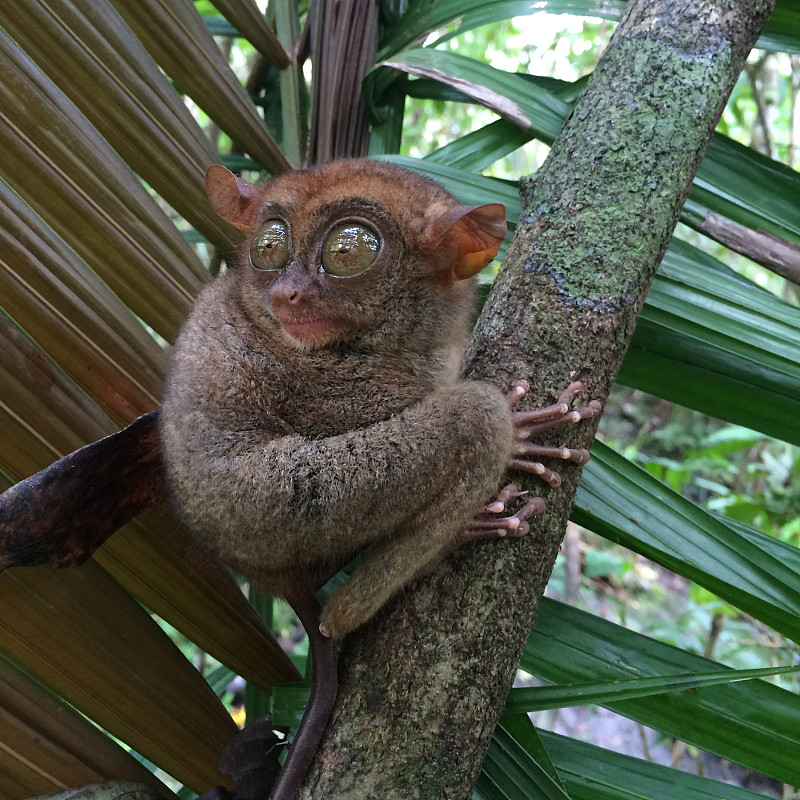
(0, 410), (165, 570)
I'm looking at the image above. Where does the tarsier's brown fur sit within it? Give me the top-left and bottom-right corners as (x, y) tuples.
(161, 160), (598, 798)
(162, 160), (524, 637)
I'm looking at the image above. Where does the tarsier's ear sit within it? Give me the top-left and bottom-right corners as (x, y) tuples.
(205, 165), (261, 232)
(425, 203), (507, 280)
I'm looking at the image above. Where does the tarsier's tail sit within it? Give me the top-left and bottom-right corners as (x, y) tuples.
(268, 591), (338, 800)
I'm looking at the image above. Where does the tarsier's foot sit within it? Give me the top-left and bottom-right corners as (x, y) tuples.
(507, 379), (601, 488)
(461, 483), (545, 542)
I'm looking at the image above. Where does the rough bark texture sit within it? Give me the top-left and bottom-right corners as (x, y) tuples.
(303, 2), (774, 797)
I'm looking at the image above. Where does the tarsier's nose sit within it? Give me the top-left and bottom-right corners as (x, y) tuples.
(270, 274), (307, 308)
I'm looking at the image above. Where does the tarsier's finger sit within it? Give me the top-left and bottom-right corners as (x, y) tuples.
(509, 380), (584, 427)
(515, 442), (590, 465)
(508, 459), (562, 488)
(506, 380), (529, 408)
(514, 496), (547, 520)
(516, 400), (602, 439)
(462, 525), (524, 541)
(483, 482), (526, 513)
(497, 482), (525, 504)
(556, 380), (585, 407)
(512, 402), (570, 427)
(467, 515), (526, 533)
(460, 517), (523, 544)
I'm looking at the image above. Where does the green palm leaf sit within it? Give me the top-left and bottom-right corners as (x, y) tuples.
(541, 726), (773, 800)
(576, 444), (800, 642)
(521, 599), (800, 784)
(505, 664), (800, 713)
(381, 0), (800, 58)
(477, 716), (568, 800)
(388, 51), (800, 247)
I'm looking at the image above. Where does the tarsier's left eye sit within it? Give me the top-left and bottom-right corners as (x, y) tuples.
(321, 223), (380, 277)
(251, 220), (291, 271)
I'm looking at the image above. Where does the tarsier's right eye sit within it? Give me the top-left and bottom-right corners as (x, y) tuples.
(250, 220), (291, 271)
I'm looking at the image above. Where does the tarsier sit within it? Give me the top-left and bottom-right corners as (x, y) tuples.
(159, 159), (601, 799)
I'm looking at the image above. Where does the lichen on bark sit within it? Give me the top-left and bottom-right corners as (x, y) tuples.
(518, 36), (732, 311)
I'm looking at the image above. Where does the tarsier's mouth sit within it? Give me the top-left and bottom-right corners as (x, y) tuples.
(277, 311), (344, 342)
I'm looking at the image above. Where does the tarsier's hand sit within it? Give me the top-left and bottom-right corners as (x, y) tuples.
(507, 379), (601, 487)
(462, 379), (601, 542)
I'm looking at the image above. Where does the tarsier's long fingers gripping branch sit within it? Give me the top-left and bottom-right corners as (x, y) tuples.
(509, 379), (602, 485)
(463, 483), (545, 539)
(463, 379), (601, 541)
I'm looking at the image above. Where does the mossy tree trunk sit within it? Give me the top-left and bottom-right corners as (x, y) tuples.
(302, 1), (774, 797)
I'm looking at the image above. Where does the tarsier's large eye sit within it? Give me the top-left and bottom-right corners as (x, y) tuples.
(251, 220), (291, 271)
(321, 223), (380, 277)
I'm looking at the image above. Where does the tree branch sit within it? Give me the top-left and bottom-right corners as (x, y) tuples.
(698, 213), (800, 285)
(303, 2), (775, 797)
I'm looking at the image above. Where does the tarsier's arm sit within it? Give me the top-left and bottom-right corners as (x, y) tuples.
(165, 377), (599, 640)
(186, 386), (496, 529)
(168, 381), (512, 612)
(319, 379), (600, 637)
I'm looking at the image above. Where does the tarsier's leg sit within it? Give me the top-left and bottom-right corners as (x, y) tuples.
(464, 379), (600, 538)
(320, 522), (457, 639)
